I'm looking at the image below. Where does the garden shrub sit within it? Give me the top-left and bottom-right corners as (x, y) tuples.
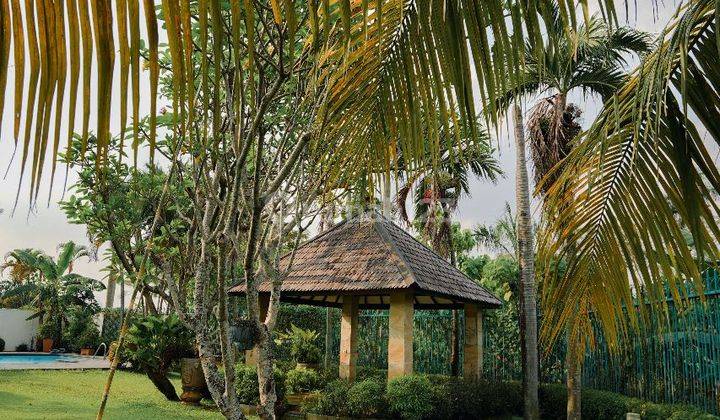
(442, 379), (521, 418)
(385, 374), (434, 420)
(15, 343), (28, 352)
(275, 324), (322, 365)
(346, 378), (387, 418)
(122, 314), (195, 401)
(301, 379), (350, 416)
(0, 337), (5, 352)
(285, 367), (322, 394)
(63, 308), (100, 352)
(234, 363), (286, 407)
(356, 366), (387, 382)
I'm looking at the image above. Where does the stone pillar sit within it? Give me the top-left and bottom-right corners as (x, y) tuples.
(463, 303), (484, 380)
(339, 296), (360, 380)
(388, 292), (414, 380)
(245, 293), (269, 367)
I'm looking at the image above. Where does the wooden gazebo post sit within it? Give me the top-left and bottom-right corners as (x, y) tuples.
(388, 291), (414, 380)
(463, 303), (484, 380)
(339, 296), (359, 380)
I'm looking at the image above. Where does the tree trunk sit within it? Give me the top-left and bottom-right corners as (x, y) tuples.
(566, 328), (582, 419)
(102, 274), (116, 337)
(382, 173), (392, 218)
(256, 328), (277, 419)
(513, 103), (540, 420)
(146, 370), (180, 401)
(105, 273), (116, 310)
(450, 310), (460, 376)
(448, 226), (460, 376)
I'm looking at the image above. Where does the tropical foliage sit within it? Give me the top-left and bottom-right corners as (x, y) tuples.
(0, 242), (104, 343)
(121, 314), (195, 401)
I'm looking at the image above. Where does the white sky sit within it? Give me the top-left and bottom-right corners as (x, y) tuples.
(0, 3), (680, 306)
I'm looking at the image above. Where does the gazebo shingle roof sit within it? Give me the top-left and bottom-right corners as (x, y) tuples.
(229, 212), (501, 309)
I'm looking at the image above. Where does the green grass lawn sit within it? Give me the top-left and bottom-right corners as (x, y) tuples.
(0, 369), (223, 419)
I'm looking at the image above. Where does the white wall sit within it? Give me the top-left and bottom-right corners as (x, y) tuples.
(0, 309), (39, 351)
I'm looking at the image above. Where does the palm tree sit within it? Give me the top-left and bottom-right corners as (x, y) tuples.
(396, 138), (501, 375)
(1, 242), (104, 344)
(474, 202), (519, 259)
(497, 12), (652, 419)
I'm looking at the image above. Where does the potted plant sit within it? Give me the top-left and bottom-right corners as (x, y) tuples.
(276, 325), (322, 370)
(77, 325), (100, 356)
(38, 319), (60, 353)
(62, 308), (100, 355)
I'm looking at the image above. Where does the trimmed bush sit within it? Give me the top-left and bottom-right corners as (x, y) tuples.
(385, 375), (434, 420)
(346, 378), (387, 418)
(15, 343), (28, 352)
(0, 337), (5, 352)
(301, 379), (351, 416)
(235, 363), (286, 407)
(285, 367), (322, 394)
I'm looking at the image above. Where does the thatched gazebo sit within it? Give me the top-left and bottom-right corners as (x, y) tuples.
(229, 211), (501, 381)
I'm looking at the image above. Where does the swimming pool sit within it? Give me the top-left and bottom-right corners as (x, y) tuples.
(0, 353), (110, 370)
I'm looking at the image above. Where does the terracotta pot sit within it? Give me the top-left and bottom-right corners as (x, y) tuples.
(80, 348), (93, 356)
(180, 358), (208, 405)
(42, 338), (53, 353)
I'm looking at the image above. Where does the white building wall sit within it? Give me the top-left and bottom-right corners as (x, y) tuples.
(0, 309), (39, 351)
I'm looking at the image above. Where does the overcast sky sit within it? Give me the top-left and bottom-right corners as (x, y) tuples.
(0, 3), (680, 305)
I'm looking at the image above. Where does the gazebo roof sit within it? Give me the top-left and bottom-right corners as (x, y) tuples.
(229, 211), (501, 309)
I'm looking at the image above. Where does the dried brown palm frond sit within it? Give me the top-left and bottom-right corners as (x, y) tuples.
(526, 97), (581, 193)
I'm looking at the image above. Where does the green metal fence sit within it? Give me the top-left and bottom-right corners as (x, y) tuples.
(324, 272), (720, 414)
(582, 271), (720, 414)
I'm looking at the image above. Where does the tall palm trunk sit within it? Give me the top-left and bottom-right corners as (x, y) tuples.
(382, 173), (392, 218)
(514, 103), (540, 419)
(551, 92), (583, 420)
(320, 205), (335, 370)
(102, 273), (116, 337)
(566, 329), (582, 419)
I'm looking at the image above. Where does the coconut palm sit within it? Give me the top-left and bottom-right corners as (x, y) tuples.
(497, 11), (652, 419)
(1, 242), (104, 343)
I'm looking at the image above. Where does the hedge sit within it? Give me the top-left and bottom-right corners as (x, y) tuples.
(301, 375), (719, 419)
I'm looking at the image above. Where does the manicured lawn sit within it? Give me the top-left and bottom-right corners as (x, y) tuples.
(0, 369), (223, 419)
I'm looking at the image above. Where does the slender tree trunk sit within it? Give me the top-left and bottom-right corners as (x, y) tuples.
(382, 173), (392, 218)
(105, 273), (116, 310)
(552, 91), (583, 419)
(320, 205), (335, 370)
(102, 273), (116, 337)
(448, 220), (460, 376)
(120, 279), (125, 321)
(566, 335), (582, 420)
(513, 103), (540, 420)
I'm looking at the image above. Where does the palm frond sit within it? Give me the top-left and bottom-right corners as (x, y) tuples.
(538, 0), (720, 351)
(0, 0), (624, 205)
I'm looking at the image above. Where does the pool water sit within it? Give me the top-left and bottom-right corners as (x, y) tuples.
(0, 354), (84, 365)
